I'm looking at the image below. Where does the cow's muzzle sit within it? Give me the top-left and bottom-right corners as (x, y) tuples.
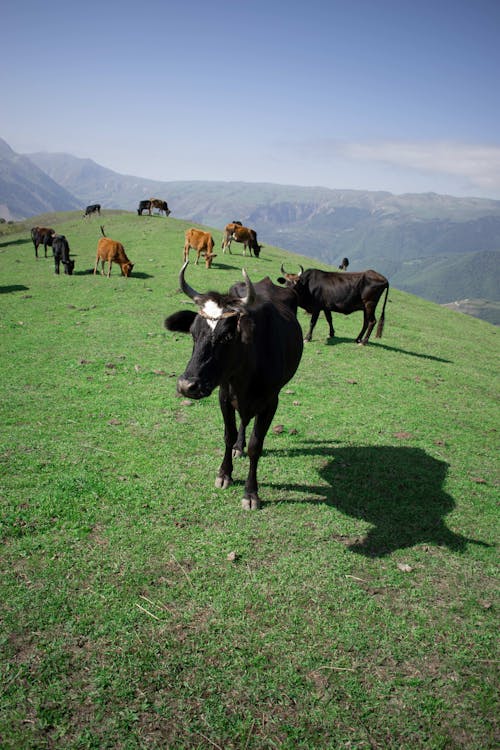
(177, 376), (211, 400)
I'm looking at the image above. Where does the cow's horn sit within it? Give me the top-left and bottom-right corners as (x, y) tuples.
(299, 264), (304, 275)
(280, 262), (287, 274)
(240, 268), (256, 307)
(179, 261), (202, 303)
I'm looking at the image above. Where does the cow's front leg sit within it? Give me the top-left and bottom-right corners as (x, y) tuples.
(243, 398), (278, 510)
(304, 310), (320, 342)
(215, 389), (238, 489)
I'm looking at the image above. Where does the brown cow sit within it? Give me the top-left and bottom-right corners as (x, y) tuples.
(149, 198), (171, 216)
(221, 223), (262, 257)
(94, 226), (134, 277)
(184, 228), (217, 268)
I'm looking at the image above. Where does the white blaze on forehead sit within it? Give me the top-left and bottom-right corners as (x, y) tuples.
(202, 299), (224, 331)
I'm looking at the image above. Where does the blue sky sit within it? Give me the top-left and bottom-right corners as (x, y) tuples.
(2, 0), (500, 198)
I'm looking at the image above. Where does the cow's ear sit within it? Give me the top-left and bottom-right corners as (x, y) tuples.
(238, 313), (255, 344)
(276, 277), (286, 285)
(165, 310), (197, 333)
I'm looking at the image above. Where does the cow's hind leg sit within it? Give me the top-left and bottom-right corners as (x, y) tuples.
(216, 390), (238, 489)
(233, 422), (246, 458)
(243, 397), (278, 510)
(324, 309), (335, 338)
(357, 304), (376, 344)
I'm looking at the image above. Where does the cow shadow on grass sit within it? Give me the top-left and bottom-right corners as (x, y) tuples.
(0, 284), (30, 294)
(73, 269), (154, 279)
(323, 335), (452, 363)
(262, 442), (490, 556)
(0, 238), (31, 248)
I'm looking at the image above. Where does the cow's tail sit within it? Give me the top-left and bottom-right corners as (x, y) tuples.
(100, 225), (106, 237)
(375, 283), (389, 339)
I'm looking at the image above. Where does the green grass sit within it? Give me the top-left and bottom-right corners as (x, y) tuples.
(1, 210), (498, 749)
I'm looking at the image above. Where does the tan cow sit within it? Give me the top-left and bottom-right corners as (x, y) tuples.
(184, 228), (217, 268)
(94, 226), (134, 277)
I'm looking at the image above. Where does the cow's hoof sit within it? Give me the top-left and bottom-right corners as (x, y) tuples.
(215, 475), (233, 489)
(242, 495), (261, 510)
(232, 448), (244, 458)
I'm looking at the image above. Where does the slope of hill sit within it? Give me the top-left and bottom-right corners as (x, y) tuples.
(0, 138), (80, 220)
(0, 211), (497, 749)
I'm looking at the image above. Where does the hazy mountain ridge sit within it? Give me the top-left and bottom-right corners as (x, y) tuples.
(0, 139), (80, 220)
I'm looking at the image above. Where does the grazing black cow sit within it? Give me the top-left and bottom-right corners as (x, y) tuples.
(52, 234), (74, 275)
(165, 263), (303, 509)
(278, 264), (389, 344)
(84, 204), (101, 218)
(339, 257), (349, 271)
(31, 226), (55, 258)
(150, 198), (171, 216)
(137, 200), (152, 216)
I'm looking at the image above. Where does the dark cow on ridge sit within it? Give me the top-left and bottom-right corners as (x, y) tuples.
(278, 264), (389, 344)
(31, 226), (55, 258)
(221, 223), (262, 257)
(165, 263), (303, 509)
(184, 227), (217, 268)
(339, 257), (349, 271)
(149, 198), (171, 216)
(52, 234), (74, 275)
(137, 200), (152, 215)
(84, 204), (101, 218)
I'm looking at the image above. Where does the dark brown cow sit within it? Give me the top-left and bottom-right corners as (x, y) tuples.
(221, 223), (262, 257)
(149, 198), (171, 216)
(94, 226), (134, 277)
(184, 228), (217, 268)
(31, 226), (55, 258)
(278, 264), (389, 344)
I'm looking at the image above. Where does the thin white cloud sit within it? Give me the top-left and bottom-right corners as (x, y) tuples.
(340, 141), (500, 193)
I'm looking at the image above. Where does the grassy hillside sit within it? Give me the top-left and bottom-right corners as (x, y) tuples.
(1, 212), (498, 749)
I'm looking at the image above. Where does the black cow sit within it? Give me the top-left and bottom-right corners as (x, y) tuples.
(137, 200), (152, 216)
(31, 226), (55, 258)
(52, 234), (74, 275)
(84, 204), (101, 218)
(339, 257), (349, 271)
(278, 264), (389, 344)
(165, 263), (303, 509)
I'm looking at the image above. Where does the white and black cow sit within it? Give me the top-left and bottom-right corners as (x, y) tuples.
(165, 263), (303, 509)
(84, 204), (101, 218)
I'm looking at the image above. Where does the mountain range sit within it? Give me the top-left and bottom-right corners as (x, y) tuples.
(1, 136), (499, 323)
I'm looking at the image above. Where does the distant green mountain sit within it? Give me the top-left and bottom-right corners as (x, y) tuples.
(0, 138), (80, 220)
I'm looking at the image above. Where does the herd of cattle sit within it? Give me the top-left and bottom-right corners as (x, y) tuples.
(30, 200), (389, 508)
